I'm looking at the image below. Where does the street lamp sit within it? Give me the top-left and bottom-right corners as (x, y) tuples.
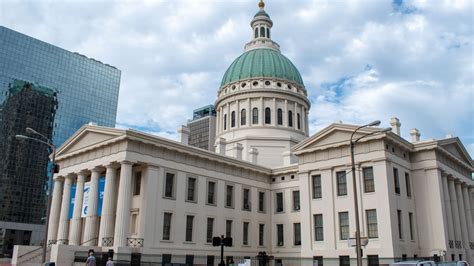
(350, 121), (391, 266)
(16, 129), (56, 264)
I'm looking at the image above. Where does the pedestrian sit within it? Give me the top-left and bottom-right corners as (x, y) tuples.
(106, 256), (114, 266)
(85, 250), (96, 266)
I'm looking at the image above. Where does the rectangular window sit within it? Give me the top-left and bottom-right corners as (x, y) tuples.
(164, 172), (175, 198)
(226, 220), (232, 238)
(409, 212), (414, 240)
(163, 212), (172, 240)
(292, 190), (300, 211)
(363, 167), (375, 193)
(243, 188), (251, 210)
(207, 256), (214, 266)
(368, 255), (379, 266)
(225, 185), (233, 207)
(243, 222), (249, 245)
(394, 168), (400, 194)
(207, 181), (216, 205)
(258, 191), (265, 212)
(131, 213), (138, 234)
(133, 171), (142, 196)
(339, 256), (350, 266)
(206, 218), (214, 243)
(185, 215), (194, 242)
(405, 172), (411, 197)
(312, 175), (322, 199)
(277, 224), (284, 246)
(294, 223), (301, 246)
(187, 177), (196, 202)
(337, 171), (347, 196)
(276, 192), (284, 212)
(339, 212), (349, 240)
(314, 214), (324, 241)
(366, 209), (378, 238)
(397, 210), (403, 239)
(313, 256), (323, 266)
(259, 224), (265, 246)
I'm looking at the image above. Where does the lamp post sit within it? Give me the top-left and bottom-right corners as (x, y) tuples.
(350, 121), (392, 266)
(16, 128), (56, 264)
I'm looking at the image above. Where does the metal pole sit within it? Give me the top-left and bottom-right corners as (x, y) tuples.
(220, 235), (225, 266)
(351, 141), (362, 266)
(41, 146), (55, 264)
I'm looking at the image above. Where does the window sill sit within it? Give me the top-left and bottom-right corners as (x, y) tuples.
(162, 196), (175, 200)
(183, 241), (196, 245)
(224, 206), (234, 209)
(242, 209), (252, 212)
(160, 240), (173, 243)
(257, 210), (266, 214)
(206, 203), (217, 207)
(312, 198), (322, 201)
(185, 200), (197, 204)
(275, 211), (285, 214)
(364, 191), (376, 195)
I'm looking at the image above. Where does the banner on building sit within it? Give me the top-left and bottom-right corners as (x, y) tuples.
(68, 176), (105, 219)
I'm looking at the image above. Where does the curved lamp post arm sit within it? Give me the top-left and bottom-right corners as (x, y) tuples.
(353, 127), (392, 144)
(350, 120), (381, 143)
(26, 127), (52, 145)
(16, 135), (54, 151)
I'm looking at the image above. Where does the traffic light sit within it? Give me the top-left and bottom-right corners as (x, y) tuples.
(53, 164), (60, 173)
(222, 237), (232, 247)
(213, 237), (221, 247)
(212, 236), (233, 247)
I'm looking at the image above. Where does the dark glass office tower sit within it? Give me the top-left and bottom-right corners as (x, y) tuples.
(0, 80), (57, 256)
(187, 105), (216, 150)
(0, 26), (121, 146)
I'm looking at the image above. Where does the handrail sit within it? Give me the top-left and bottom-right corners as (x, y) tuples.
(80, 237), (99, 246)
(18, 246), (43, 259)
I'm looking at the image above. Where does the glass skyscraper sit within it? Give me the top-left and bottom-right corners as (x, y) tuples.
(0, 26), (121, 146)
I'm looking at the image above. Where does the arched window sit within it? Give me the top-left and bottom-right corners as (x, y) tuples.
(231, 111), (236, 128)
(267, 28), (270, 38)
(224, 114), (227, 130)
(288, 111), (293, 127)
(241, 109), (246, 126)
(252, 108), (258, 124)
(260, 27), (265, 38)
(277, 108), (283, 125)
(255, 28), (258, 38)
(297, 113), (301, 129)
(265, 107), (271, 124)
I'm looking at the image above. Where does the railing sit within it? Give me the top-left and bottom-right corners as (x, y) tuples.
(80, 237), (98, 246)
(127, 238), (144, 248)
(448, 240), (454, 249)
(470, 242), (474, 249)
(455, 240), (462, 249)
(57, 239), (69, 245)
(17, 246), (51, 264)
(102, 237), (114, 247)
(47, 240), (57, 246)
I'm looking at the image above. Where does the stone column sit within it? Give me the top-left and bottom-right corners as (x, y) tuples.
(216, 109), (220, 133)
(83, 167), (101, 246)
(56, 174), (74, 244)
(69, 171), (86, 245)
(139, 165), (160, 246)
(247, 98), (251, 127)
(442, 174), (455, 249)
(301, 106), (305, 133)
(455, 182), (469, 250)
(462, 185), (474, 250)
(47, 176), (63, 243)
(294, 102), (298, 129)
(114, 161), (133, 247)
(236, 100), (240, 128)
(226, 103), (230, 130)
(284, 99), (288, 127)
(448, 178), (462, 248)
(272, 98), (276, 126)
(260, 97), (264, 126)
(98, 163), (119, 247)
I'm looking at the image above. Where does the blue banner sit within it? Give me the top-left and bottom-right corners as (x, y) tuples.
(68, 176), (105, 219)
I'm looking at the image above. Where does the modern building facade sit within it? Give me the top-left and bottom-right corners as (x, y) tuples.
(12, 1), (474, 265)
(0, 80), (57, 256)
(187, 105), (216, 150)
(0, 25), (121, 146)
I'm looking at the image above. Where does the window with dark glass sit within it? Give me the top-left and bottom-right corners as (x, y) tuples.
(231, 111), (235, 128)
(339, 212), (349, 240)
(243, 188), (251, 210)
(339, 256), (350, 266)
(252, 108), (258, 124)
(366, 209), (378, 238)
(363, 167), (375, 193)
(226, 220), (232, 238)
(394, 168), (400, 194)
(206, 218), (214, 243)
(259, 224), (265, 246)
(241, 109), (246, 125)
(223, 114), (227, 130)
(265, 107), (271, 124)
(207, 181), (216, 205)
(409, 212), (414, 240)
(312, 175), (322, 199)
(277, 108), (283, 125)
(337, 171), (347, 196)
(288, 110), (293, 127)
(267, 28), (270, 38)
(187, 177), (196, 202)
(164, 172), (175, 198)
(397, 210), (403, 239)
(276, 192), (283, 212)
(243, 222), (249, 245)
(133, 171), (141, 196)
(293, 190), (300, 211)
(254, 28), (258, 38)
(277, 224), (284, 246)
(185, 215), (194, 242)
(294, 223), (301, 246)
(297, 113), (301, 129)
(259, 191), (265, 212)
(260, 26), (265, 37)
(163, 212), (172, 240)
(368, 255), (379, 266)
(405, 172), (411, 197)
(225, 185), (233, 208)
(313, 256), (323, 266)
(314, 214), (324, 241)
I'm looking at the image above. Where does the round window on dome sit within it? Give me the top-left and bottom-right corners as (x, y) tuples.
(277, 82), (282, 87)
(265, 81), (271, 86)
(253, 81), (258, 86)
(288, 85), (292, 90)
(241, 83), (247, 88)
(232, 85), (236, 90)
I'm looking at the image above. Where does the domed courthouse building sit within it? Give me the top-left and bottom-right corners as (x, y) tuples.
(15, 1), (474, 265)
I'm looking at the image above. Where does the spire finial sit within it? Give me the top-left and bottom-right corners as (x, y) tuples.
(258, 0), (265, 9)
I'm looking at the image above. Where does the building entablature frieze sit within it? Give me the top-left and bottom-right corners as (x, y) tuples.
(215, 88), (310, 108)
(293, 135), (386, 156)
(271, 165), (298, 175)
(55, 135), (127, 161)
(217, 126), (306, 139)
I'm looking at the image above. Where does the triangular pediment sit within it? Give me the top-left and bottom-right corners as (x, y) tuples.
(439, 139), (473, 167)
(56, 125), (125, 157)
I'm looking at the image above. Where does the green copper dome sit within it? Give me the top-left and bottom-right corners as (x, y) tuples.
(254, 10), (270, 18)
(221, 48), (304, 87)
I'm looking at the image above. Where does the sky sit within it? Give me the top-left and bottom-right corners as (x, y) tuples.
(1, 0), (473, 156)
